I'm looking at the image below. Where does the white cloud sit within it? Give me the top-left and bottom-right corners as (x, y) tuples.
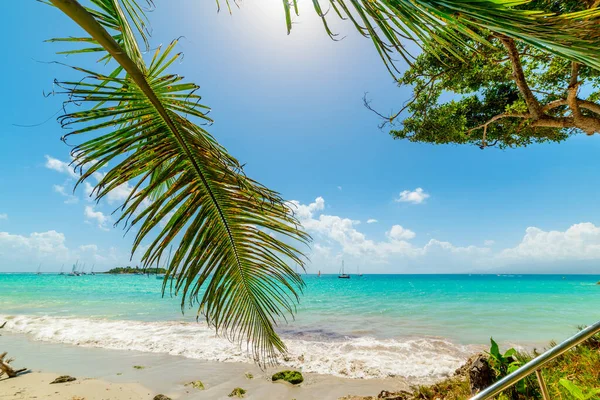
(84, 206), (110, 231)
(0, 229), (143, 272)
(53, 184), (79, 204)
(337, 186), (342, 191)
(387, 225), (416, 241)
(291, 197), (481, 265)
(499, 223), (600, 262)
(0, 230), (70, 263)
(395, 188), (430, 204)
(79, 244), (99, 252)
(45, 155), (78, 179)
(106, 182), (135, 205)
(0, 214), (7, 220)
(484, 240), (495, 246)
(367, 219), (378, 224)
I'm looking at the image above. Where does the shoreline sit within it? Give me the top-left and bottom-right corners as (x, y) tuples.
(1, 331), (412, 399)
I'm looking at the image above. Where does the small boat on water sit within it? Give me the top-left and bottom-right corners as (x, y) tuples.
(338, 260), (350, 279)
(318, 270), (321, 277)
(357, 265), (363, 277)
(59, 264), (65, 276)
(36, 263), (42, 275)
(68, 261), (81, 276)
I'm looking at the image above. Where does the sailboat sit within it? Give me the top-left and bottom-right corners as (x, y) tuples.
(80, 263), (87, 276)
(69, 260), (80, 276)
(318, 270), (321, 277)
(59, 264), (65, 276)
(90, 264), (96, 276)
(36, 263), (42, 275)
(357, 265), (363, 277)
(338, 260), (350, 279)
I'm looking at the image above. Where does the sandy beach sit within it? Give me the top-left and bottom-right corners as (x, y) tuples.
(0, 332), (411, 399)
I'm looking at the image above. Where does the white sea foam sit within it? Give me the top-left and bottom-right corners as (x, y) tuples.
(0, 314), (477, 380)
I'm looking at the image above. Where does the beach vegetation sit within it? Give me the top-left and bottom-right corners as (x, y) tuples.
(367, 0), (600, 149)
(358, 329), (600, 400)
(132, 365), (145, 370)
(106, 266), (166, 275)
(244, 373), (253, 380)
(43, 0), (600, 365)
(559, 379), (600, 400)
(49, 375), (77, 384)
(185, 380), (205, 390)
(272, 370), (304, 385)
(228, 387), (247, 398)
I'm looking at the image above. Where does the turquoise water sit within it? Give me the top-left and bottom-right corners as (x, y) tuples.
(1, 273), (599, 379)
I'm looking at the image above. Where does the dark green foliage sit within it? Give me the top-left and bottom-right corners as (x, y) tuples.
(487, 338), (538, 399)
(272, 370), (304, 385)
(106, 266), (166, 274)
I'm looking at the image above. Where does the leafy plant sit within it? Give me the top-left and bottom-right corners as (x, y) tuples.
(559, 379), (600, 400)
(487, 338), (527, 398)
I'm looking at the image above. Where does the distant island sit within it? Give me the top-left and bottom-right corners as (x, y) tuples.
(104, 266), (167, 275)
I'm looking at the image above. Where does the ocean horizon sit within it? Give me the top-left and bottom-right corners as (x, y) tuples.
(1, 273), (599, 381)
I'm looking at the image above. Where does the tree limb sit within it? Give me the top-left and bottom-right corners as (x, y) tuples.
(466, 113), (530, 135)
(499, 36), (543, 118)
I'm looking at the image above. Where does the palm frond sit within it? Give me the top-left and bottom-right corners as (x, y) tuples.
(49, 0), (310, 362)
(276, 0), (600, 76)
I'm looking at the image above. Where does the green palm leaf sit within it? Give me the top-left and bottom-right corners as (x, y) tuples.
(49, 0), (310, 362)
(282, 0), (600, 76)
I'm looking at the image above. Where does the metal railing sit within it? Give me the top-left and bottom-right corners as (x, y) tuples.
(470, 320), (600, 400)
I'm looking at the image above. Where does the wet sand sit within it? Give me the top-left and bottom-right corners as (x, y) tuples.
(0, 332), (411, 399)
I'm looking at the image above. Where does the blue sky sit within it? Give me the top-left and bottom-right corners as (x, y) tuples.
(1, 0), (600, 273)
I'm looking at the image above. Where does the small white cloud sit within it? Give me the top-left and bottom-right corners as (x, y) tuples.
(484, 240), (495, 246)
(0, 214), (7, 220)
(84, 206), (110, 231)
(53, 184), (79, 204)
(337, 186), (342, 191)
(79, 244), (99, 252)
(83, 181), (95, 201)
(387, 225), (416, 241)
(367, 219), (378, 224)
(395, 188), (430, 205)
(106, 182), (135, 205)
(45, 155), (78, 179)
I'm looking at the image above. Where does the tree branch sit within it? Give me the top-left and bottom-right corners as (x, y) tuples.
(499, 36), (543, 118)
(0, 352), (28, 379)
(466, 113), (530, 135)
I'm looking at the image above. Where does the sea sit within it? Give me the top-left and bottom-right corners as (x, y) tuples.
(1, 273), (599, 381)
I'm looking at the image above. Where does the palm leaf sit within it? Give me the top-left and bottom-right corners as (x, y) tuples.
(276, 0), (600, 76)
(49, 0), (310, 362)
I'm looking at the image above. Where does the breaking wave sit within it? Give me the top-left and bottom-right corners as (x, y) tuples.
(0, 314), (478, 380)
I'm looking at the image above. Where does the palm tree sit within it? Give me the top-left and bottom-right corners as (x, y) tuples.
(45, 0), (599, 362)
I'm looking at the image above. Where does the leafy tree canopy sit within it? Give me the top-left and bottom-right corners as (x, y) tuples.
(367, 0), (600, 149)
